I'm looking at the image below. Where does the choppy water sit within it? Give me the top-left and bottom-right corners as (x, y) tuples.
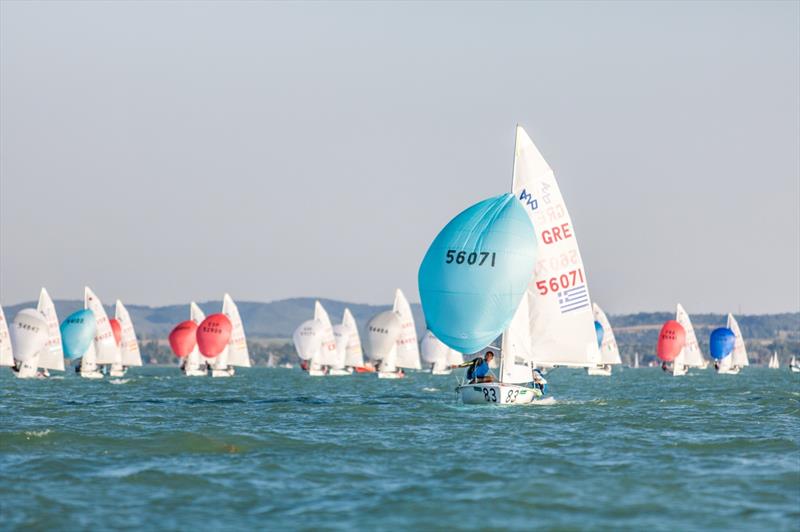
(1, 367), (798, 531)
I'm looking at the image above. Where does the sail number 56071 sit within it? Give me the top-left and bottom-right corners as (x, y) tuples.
(536, 268), (585, 295)
(445, 250), (496, 267)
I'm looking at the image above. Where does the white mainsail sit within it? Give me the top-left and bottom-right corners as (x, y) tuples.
(313, 301), (339, 368)
(365, 310), (402, 371)
(392, 289), (421, 370)
(727, 313), (749, 367)
(508, 126), (600, 368)
(183, 302), (207, 373)
(768, 352), (779, 369)
(85, 286), (121, 365)
(221, 293), (251, 368)
(342, 308), (364, 368)
(115, 300), (142, 367)
(592, 303), (622, 366)
(676, 303), (705, 368)
(36, 288), (65, 371)
(421, 329), (463, 373)
(0, 305), (12, 367)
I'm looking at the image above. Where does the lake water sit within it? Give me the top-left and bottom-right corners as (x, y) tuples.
(1, 367), (798, 530)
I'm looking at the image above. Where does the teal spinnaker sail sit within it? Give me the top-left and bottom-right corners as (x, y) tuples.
(418, 193), (538, 354)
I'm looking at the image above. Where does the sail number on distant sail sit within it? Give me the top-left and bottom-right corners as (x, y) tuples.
(444, 250), (496, 267)
(536, 268), (585, 295)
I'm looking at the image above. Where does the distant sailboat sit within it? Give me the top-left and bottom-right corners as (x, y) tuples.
(588, 303), (621, 376)
(420, 126), (600, 404)
(420, 330), (462, 375)
(82, 286), (119, 379)
(182, 302), (208, 376)
(717, 313), (748, 374)
(768, 352), (780, 369)
(0, 305), (13, 369)
(332, 308), (364, 373)
(364, 289), (420, 379)
(210, 293), (251, 377)
(670, 303), (707, 376)
(315, 301), (349, 376)
(16, 288), (64, 378)
(790, 356), (800, 373)
(109, 300), (142, 377)
(633, 352), (640, 369)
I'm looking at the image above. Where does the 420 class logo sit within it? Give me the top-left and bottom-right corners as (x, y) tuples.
(518, 189), (538, 211)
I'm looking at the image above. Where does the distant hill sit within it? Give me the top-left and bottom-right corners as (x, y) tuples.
(3, 298), (798, 365)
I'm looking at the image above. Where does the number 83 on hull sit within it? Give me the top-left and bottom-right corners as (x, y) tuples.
(456, 382), (542, 405)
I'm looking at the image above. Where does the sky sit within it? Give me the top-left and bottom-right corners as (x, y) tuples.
(1, 1), (798, 314)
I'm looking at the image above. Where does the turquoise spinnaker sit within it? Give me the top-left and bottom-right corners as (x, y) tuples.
(418, 193), (538, 354)
(60, 309), (97, 359)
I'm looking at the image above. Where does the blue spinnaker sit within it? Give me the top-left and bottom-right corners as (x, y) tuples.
(60, 309), (97, 359)
(594, 321), (604, 348)
(418, 193), (537, 354)
(709, 327), (735, 360)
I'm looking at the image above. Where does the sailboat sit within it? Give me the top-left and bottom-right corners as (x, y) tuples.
(420, 329), (463, 375)
(332, 308), (365, 373)
(317, 301), (350, 376)
(767, 352), (780, 369)
(789, 356), (800, 373)
(670, 303), (707, 376)
(633, 352), (640, 368)
(182, 302), (208, 376)
(0, 305), (13, 369)
(15, 288), (65, 378)
(81, 286), (119, 379)
(365, 308), (404, 379)
(370, 289), (421, 379)
(420, 126), (601, 404)
(210, 293), (251, 377)
(587, 303), (621, 376)
(716, 313), (748, 374)
(109, 300), (142, 377)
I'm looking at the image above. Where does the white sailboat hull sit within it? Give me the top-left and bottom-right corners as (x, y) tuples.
(109, 367), (127, 378)
(211, 367), (234, 378)
(377, 371), (405, 379)
(80, 370), (104, 379)
(327, 368), (352, 376)
(457, 383), (543, 405)
(431, 367), (453, 376)
(672, 365), (688, 376)
(716, 366), (741, 375)
(790, 365), (800, 373)
(586, 365), (612, 376)
(183, 367), (207, 377)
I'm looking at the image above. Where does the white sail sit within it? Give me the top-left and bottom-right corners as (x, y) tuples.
(420, 330), (450, 368)
(342, 308), (364, 367)
(727, 313), (749, 367)
(293, 319), (324, 363)
(115, 300), (142, 367)
(768, 352), (779, 369)
(365, 310), (402, 371)
(185, 302), (207, 372)
(634, 352), (639, 368)
(510, 126), (600, 368)
(392, 289), (421, 370)
(36, 288), (65, 371)
(592, 303), (621, 365)
(675, 303), (705, 368)
(500, 296), (536, 384)
(313, 301), (339, 367)
(0, 305), (12, 367)
(222, 293), (250, 368)
(84, 286), (121, 365)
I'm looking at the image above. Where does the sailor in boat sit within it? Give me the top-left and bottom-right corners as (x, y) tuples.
(532, 369), (548, 395)
(661, 361), (669, 372)
(466, 351), (495, 383)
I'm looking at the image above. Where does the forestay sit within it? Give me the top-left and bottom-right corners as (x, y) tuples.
(727, 314), (749, 367)
(512, 126), (600, 368)
(85, 286), (122, 365)
(392, 289), (421, 370)
(115, 300), (142, 366)
(592, 303), (621, 365)
(676, 304), (705, 368)
(222, 294), (251, 368)
(37, 288), (65, 371)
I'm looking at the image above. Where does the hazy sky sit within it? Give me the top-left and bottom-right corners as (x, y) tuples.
(1, 1), (798, 314)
